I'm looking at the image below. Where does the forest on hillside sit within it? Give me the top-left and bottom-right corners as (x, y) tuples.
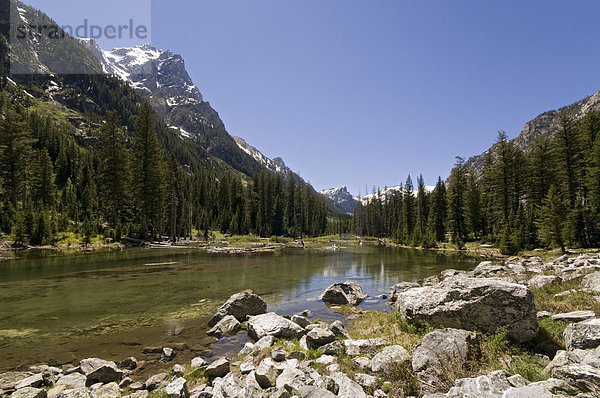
(353, 111), (600, 254)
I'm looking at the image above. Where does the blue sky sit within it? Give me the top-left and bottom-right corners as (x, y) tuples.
(25, 0), (600, 194)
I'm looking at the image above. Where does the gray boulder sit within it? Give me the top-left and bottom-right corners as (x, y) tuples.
(211, 373), (244, 398)
(527, 275), (561, 289)
(208, 292), (267, 327)
(118, 357), (137, 370)
(319, 281), (367, 305)
(90, 382), (120, 398)
(144, 373), (167, 391)
(290, 315), (310, 328)
(0, 372), (34, 390)
(79, 358), (123, 386)
(11, 387), (47, 398)
(207, 315), (241, 337)
(371, 345), (410, 374)
(582, 271), (600, 292)
(15, 374), (44, 389)
(55, 388), (91, 398)
(254, 360), (280, 389)
(205, 358), (230, 378)
(550, 364), (600, 395)
(412, 328), (480, 393)
(551, 310), (596, 322)
(327, 321), (350, 339)
(396, 277), (538, 343)
(247, 312), (305, 341)
(305, 328), (336, 349)
(165, 377), (188, 398)
(329, 372), (367, 398)
(344, 338), (388, 356)
(564, 318), (600, 351)
(56, 374), (87, 390)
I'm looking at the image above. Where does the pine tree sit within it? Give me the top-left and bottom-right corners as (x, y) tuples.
(466, 172), (482, 240)
(32, 149), (56, 210)
(430, 177), (447, 242)
(448, 157), (467, 247)
(537, 185), (567, 252)
(402, 175), (415, 243)
(414, 175), (429, 245)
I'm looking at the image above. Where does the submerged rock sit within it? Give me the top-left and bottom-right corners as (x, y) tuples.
(319, 281), (367, 305)
(396, 277), (539, 342)
(208, 292), (267, 327)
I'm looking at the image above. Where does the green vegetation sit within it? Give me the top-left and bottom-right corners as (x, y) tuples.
(353, 113), (600, 255)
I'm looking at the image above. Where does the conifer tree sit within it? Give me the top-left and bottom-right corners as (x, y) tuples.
(448, 157), (467, 247)
(537, 185), (567, 252)
(402, 175), (415, 243)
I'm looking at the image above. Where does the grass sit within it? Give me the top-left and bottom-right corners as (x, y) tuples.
(349, 311), (431, 350)
(535, 317), (570, 348)
(532, 278), (600, 315)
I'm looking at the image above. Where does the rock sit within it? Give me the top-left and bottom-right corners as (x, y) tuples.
(172, 364), (185, 376)
(321, 340), (345, 355)
(141, 347), (162, 354)
(582, 271), (600, 292)
(11, 387), (47, 398)
(55, 388), (91, 398)
(190, 357), (206, 369)
(371, 345), (410, 374)
(344, 338), (388, 356)
(166, 377), (188, 398)
(527, 275), (561, 289)
(275, 367), (305, 391)
(205, 358), (230, 378)
(327, 321), (350, 339)
(396, 277), (539, 343)
(15, 374), (44, 389)
(504, 384), (553, 397)
(239, 357), (255, 375)
(238, 343), (254, 356)
(207, 315), (241, 337)
(537, 311), (552, 319)
(330, 372), (367, 398)
(79, 358), (123, 385)
(506, 374), (529, 388)
(355, 373), (377, 390)
(297, 385), (337, 398)
(0, 372), (34, 390)
(353, 357), (372, 371)
(412, 328), (480, 392)
(564, 318), (600, 350)
(550, 364), (600, 394)
(144, 373), (168, 391)
(271, 350), (286, 362)
(286, 350), (306, 360)
(118, 357), (137, 370)
(123, 392), (148, 398)
(161, 347), (176, 362)
(326, 364), (340, 373)
(443, 370), (513, 397)
(211, 373), (244, 397)
(128, 382), (144, 391)
(247, 312), (305, 340)
(254, 335), (276, 351)
(90, 382), (120, 398)
(319, 281), (367, 305)
(315, 355), (335, 365)
(551, 310), (596, 322)
(290, 315), (310, 328)
(119, 377), (133, 388)
(254, 360), (280, 389)
(208, 292), (267, 327)
(56, 374), (87, 390)
(306, 328), (336, 348)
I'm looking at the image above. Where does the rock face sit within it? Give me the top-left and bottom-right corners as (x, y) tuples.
(396, 277), (539, 342)
(319, 281), (367, 305)
(208, 292), (267, 327)
(564, 318), (600, 351)
(412, 328), (480, 393)
(247, 312), (306, 341)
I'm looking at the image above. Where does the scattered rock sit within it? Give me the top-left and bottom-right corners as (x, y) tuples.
(89, 382), (119, 398)
(254, 360), (281, 389)
(290, 315), (310, 328)
(321, 340), (345, 355)
(327, 321), (350, 339)
(79, 358), (123, 386)
(208, 292), (267, 327)
(564, 318), (600, 351)
(11, 387), (47, 398)
(144, 373), (167, 391)
(247, 312), (306, 340)
(207, 315), (241, 337)
(205, 358), (230, 378)
(254, 335), (276, 351)
(551, 310), (596, 322)
(537, 311), (552, 319)
(56, 373), (87, 390)
(344, 338), (388, 356)
(527, 275), (561, 289)
(582, 271), (600, 292)
(319, 281), (367, 305)
(355, 373), (377, 390)
(15, 374), (44, 389)
(305, 328), (336, 348)
(550, 364), (600, 394)
(396, 277), (539, 343)
(371, 345), (410, 374)
(165, 377), (188, 398)
(1, 372), (34, 390)
(118, 357), (137, 370)
(162, 348), (176, 362)
(190, 357), (206, 369)
(330, 372), (367, 398)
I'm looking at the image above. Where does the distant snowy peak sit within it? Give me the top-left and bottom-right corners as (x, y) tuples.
(320, 186), (355, 214)
(233, 136), (291, 175)
(356, 185), (435, 205)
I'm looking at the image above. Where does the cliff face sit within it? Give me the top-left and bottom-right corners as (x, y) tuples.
(465, 89), (600, 172)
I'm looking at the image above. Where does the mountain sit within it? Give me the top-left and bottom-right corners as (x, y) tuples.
(465, 89), (600, 172)
(320, 186), (356, 214)
(232, 136), (293, 176)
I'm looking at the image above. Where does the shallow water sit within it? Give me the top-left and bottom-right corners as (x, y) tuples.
(0, 244), (478, 373)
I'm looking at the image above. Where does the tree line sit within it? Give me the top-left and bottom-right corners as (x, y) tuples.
(0, 96), (327, 245)
(353, 110), (600, 254)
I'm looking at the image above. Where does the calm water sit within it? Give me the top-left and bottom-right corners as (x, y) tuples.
(0, 245), (478, 373)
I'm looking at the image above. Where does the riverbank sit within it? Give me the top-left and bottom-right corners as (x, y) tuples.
(2, 252), (600, 397)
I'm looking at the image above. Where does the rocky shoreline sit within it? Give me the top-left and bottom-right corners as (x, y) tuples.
(2, 253), (600, 397)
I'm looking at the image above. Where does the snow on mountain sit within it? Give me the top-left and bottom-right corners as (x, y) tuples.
(232, 136), (291, 176)
(319, 186), (355, 214)
(356, 185), (435, 205)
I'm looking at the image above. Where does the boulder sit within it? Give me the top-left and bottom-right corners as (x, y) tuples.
(239, 357), (255, 375)
(371, 345), (410, 374)
(79, 358), (123, 386)
(319, 281), (367, 305)
(321, 340), (345, 355)
(355, 373), (377, 390)
(527, 275), (561, 289)
(564, 318), (600, 351)
(551, 310), (596, 322)
(550, 364), (600, 394)
(412, 328), (480, 393)
(0, 372), (34, 390)
(162, 348), (176, 362)
(211, 373), (244, 398)
(165, 377), (188, 398)
(327, 321), (350, 339)
(329, 372), (367, 398)
(582, 271), (600, 292)
(305, 328), (336, 349)
(190, 357), (206, 369)
(208, 292), (267, 327)
(90, 382), (120, 398)
(253, 335), (276, 351)
(207, 315), (241, 337)
(271, 349), (286, 362)
(297, 385), (337, 398)
(11, 387), (47, 398)
(55, 388), (91, 398)
(396, 277), (539, 343)
(205, 358), (230, 378)
(144, 373), (167, 391)
(247, 312), (305, 341)
(118, 357), (137, 370)
(56, 374), (87, 390)
(290, 315), (310, 328)
(254, 360), (280, 389)
(344, 338), (388, 356)
(15, 374), (44, 389)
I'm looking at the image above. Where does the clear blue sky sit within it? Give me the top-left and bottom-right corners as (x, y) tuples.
(26, 0), (600, 194)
